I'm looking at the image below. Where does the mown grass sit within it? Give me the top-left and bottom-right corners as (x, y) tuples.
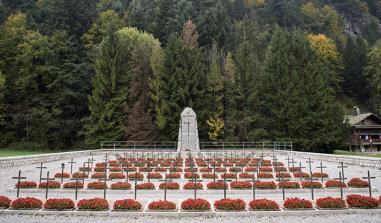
(334, 150), (381, 158)
(0, 149), (54, 157)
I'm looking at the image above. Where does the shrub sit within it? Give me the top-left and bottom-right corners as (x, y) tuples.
(249, 199), (279, 210)
(325, 180), (347, 188)
(159, 182), (180, 190)
(167, 173), (181, 179)
(316, 197), (346, 209)
(254, 181), (277, 189)
(87, 182), (108, 189)
(113, 199), (142, 210)
(347, 178), (369, 188)
(38, 181), (61, 189)
(184, 172), (200, 179)
(293, 172), (310, 178)
(0, 196), (11, 208)
(301, 181), (322, 188)
(183, 182), (203, 190)
(278, 181), (300, 189)
(148, 200), (176, 210)
(202, 173), (217, 179)
(77, 198), (109, 210)
(346, 194), (379, 208)
(136, 182), (155, 190)
(147, 172), (163, 179)
(312, 172), (329, 178)
(111, 182), (131, 190)
(207, 181), (227, 190)
(214, 198), (246, 211)
(54, 172), (70, 178)
(239, 173), (254, 178)
(11, 197), (42, 209)
(63, 181), (84, 189)
(283, 198), (313, 209)
(15, 181), (37, 188)
(181, 198), (210, 211)
(44, 198), (75, 210)
(72, 172), (88, 179)
(108, 173), (125, 179)
(230, 181), (252, 189)
(257, 173), (273, 179)
(91, 173), (106, 179)
(128, 173), (144, 179)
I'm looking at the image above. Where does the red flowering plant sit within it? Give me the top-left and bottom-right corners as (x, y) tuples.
(87, 182), (108, 190)
(312, 172), (329, 178)
(289, 167), (301, 172)
(154, 167), (167, 172)
(257, 173), (273, 179)
(215, 167), (227, 172)
(259, 167), (273, 172)
(301, 181), (322, 189)
(293, 172), (310, 178)
(77, 198), (109, 210)
(159, 182), (180, 190)
(108, 160), (119, 167)
(230, 181), (252, 189)
(185, 168), (198, 172)
(113, 199), (142, 211)
(11, 197), (43, 209)
(254, 181), (277, 189)
(202, 173), (217, 179)
(72, 172), (88, 179)
(95, 163), (106, 167)
(15, 181), (37, 188)
(79, 167), (92, 172)
(169, 167), (182, 173)
(346, 194), (379, 208)
(183, 182), (203, 190)
(283, 198), (313, 209)
(44, 198), (75, 210)
(94, 167), (106, 172)
(249, 199), (279, 210)
(39, 181), (61, 189)
(128, 172), (144, 179)
(214, 198), (246, 211)
(245, 167), (257, 172)
(139, 167), (149, 172)
(108, 173), (125, 179)
(148, 200), (176, 211)
(316, 197), (346, 209)
(275, 173), (291, 178)
(239, 172), (254, 179)
(229, 167), (242, 172)
(325, 180), (347, 188)
(54, 172), (71, 178)
(273, 162), (284, 166)
(347, 178), (369, 188)
(200, 168), (212, 172)
(63, 181), (84, 189)
(207, 181), (227, 190)
(109, 167), (122, 172)
(220, 173), (236, 179)
(0, 196), (11, 209)
(147, 172), (163, 179)
(91, 173), (106, 179)
(274, 167), (287, 172)
(181, 198), (210, 211)
(184, 172), (200, 179)
(135, 182), (155, 190)
(111, 182), (131, 190)
(278, 181), (300, 189)
(167, 173), (181, 179)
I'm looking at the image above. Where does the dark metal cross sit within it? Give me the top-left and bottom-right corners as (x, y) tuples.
(298, 162), (306, 183)
(308, 175), (319, 200)
(74, 177), (84, 200)
(306, 158), (314, 175)
(251, 172), (260, 200)
(290, 158), (297, 174)
(316, 162), (327, 183)
(59, 163), (65, 184)
(362, 170), (376, 197)
(164, 173), (168, 201)
(285, 156), (292, 168)
(337, 162), (348, 182)
(334, 171), (347, 199)
(36, 162), (47, 184)
(41, 171), (55, 199)
(223, 166), (227, 199)
(12, 170), (26, 198)
(68, 158), (76, 175)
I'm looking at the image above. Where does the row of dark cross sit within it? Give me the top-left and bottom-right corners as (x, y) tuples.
(12, 152), (376, 202)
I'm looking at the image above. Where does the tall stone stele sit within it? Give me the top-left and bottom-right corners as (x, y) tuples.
(177, 107), (200, 152)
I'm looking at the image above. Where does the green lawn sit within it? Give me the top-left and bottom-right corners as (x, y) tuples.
(334, 150), (381, 158)
(0, 149), (57, 158)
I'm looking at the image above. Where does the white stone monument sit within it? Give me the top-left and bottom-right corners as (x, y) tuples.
(177, 107), (200, 152)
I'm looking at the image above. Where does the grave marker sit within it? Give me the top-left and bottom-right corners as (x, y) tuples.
(12, 170), (26, 198)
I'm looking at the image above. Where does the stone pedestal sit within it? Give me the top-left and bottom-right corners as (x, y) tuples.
(177, 107), (200, 152)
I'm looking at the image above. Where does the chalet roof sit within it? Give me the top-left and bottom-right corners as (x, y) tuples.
(344, 113), (381, 126)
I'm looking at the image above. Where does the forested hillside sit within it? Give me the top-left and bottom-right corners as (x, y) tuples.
(1, 0), (381, 152)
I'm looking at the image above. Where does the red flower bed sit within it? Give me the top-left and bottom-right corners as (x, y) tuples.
(346, 194), (379, 208)
(289, 167), (301, 172)
(199, 168), (212, 172)
(111, 182), (131, 190)
(275, 172), (291, 178)
(214, 198), (246, 211)
(169, 167), (182, 172)
(230, 181), (252, 189)
(72, 172), (88, 179)
(15, 181), (37, 188)
(221, 173), (236, 179)
(312, 172), (329, 178)
(139, 167), (149, 172)
(181, 198), (210, 211)
(54, 172), (71, 178)
(278, 181), (300, 189)
(95, 163), (106, 167)
(257, 173), (273, 178)
(159, 182), (180, 190)
(109, 173), (125, 179)
(167, 173), (181, 179)
(259, 167), (273, 172)
(239, 173), (254, 178)
(273, 162), (284, 166)
(184, 172), (200, 179)
(249, 199), (279, 210)
(79, 167), (92, 172)
(113, 199), (142, 210)
(87, 182), (108, 189)
(136, 182), (155, 190)
(325, 180), (347, 188)
(11, 197), (42, 209)
(94, 167), (106, 172)
(128, 172), (144, 179)
(0, 196), (11, 208)
(185, 168), (198, 172)
(347, 178), (369, 188)
(109, 167), (122, 172)
(91, 173), (106, 179)
(293, 172), (310, 178)
(44, 198), (75, 210)
(229, 167), (242, 172)
(316, 197), (346, 209)
(254, 181), (277, 189)
(63, 181), (83, 189)
(284, 198), (313, 209)
(301, 181), (322, 188)
(245, 167), (257, 172)
(183, 182), (203, 190)
(154, 167), (167, 172)
(215, 167), (226, 172)
(274, 167), (287, 172)
(148, 200), (176, 210)
(147, 172), (163, 179)
(207, 181), (227, 190)
(38, 181), (61, 189)
(202, 173), (217, 179)
(77, 198), (109, 210)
